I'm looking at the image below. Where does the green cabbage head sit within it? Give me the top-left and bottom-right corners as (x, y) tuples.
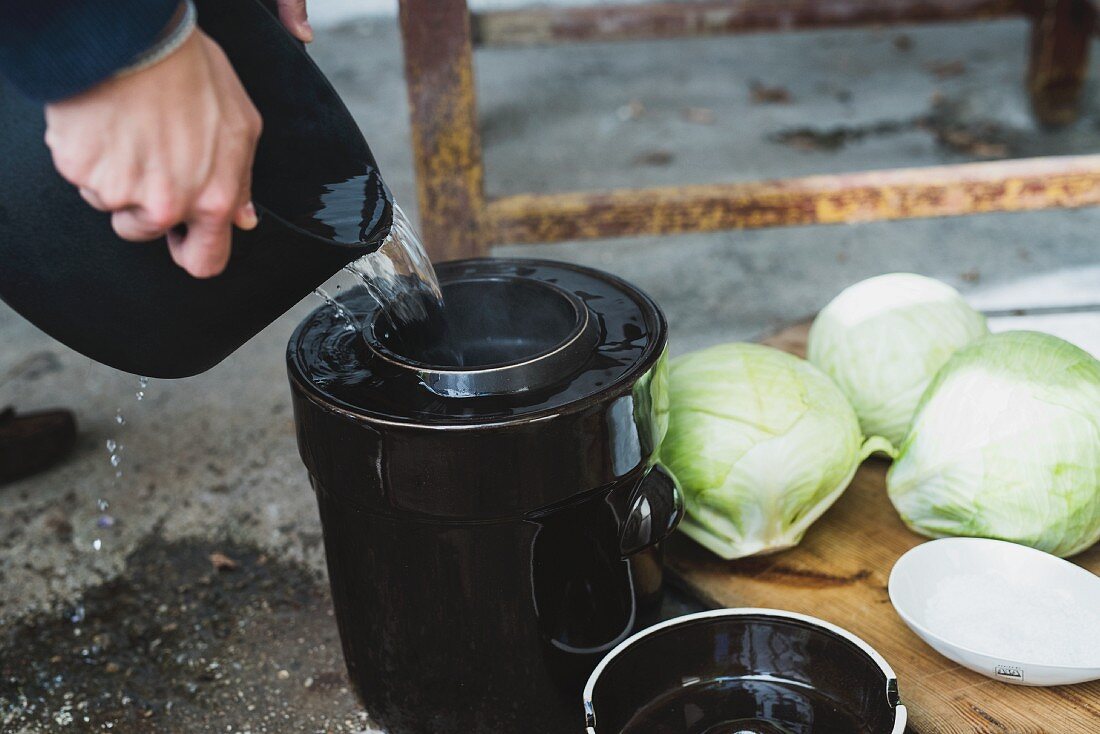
(887, 331), (1100, 557)
(663, 343), (887, 559)
(808, 273), (988, 448)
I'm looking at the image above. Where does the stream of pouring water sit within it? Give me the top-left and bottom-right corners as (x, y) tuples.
(344, 204), (444, 327)
(312, 203), (456, 362)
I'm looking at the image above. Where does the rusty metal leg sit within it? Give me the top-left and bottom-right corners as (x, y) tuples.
(1027, 0), (1095, 128)
(399, 0), (487, 261)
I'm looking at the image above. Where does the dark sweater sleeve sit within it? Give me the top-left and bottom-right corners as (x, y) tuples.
(0, 0), (181, 102)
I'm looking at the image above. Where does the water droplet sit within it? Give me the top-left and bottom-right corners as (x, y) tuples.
(109, 454), (121, 468)
(313, 287), (359, 332)
(97, 498), (109, 511)
(70, 605), (85, 624)
(105, 440), (117, 453)
(135, 391), (144, 401)
(92, 539), (102, 551)
(97, 515), (115, 529)
(115, 411), (126, 426)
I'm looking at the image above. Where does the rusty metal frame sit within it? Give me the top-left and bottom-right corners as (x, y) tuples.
(472, 0), (1026, 47)
(398, 0), (1100, 261)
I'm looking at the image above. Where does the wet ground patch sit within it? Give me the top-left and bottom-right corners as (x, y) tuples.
(0, 536), (373, 733)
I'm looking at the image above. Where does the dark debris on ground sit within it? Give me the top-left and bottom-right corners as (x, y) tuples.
(0, 537), (374, 733)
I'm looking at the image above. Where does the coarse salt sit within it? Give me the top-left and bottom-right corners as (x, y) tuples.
(923, 572), (1100, 667)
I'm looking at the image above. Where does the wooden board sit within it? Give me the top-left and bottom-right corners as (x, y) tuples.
(668, 323), (1100, 734)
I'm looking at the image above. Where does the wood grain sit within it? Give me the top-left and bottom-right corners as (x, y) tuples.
(669, 323), (1100, 733)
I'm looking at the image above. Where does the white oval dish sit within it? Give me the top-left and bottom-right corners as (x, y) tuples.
(889, 537), (1100, 686)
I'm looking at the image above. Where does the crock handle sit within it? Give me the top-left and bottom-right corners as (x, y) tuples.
(619, 464), (684, 557)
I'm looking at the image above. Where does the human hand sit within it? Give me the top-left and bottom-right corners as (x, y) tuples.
(277, 0), (313, 43)
(44, 30), (262, 278)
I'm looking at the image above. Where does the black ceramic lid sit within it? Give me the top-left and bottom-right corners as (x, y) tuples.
(287, 258), (667, 426)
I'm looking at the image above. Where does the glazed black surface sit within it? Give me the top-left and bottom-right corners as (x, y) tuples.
(620, 678), (868, 734)
(366, 274), (603, 398)
(290, 259), (661, 422)
(0, 0), (391, 378)
(288, 259), (681, 733)
(375, 277), (582, 369)
(588, 614), (900, 734)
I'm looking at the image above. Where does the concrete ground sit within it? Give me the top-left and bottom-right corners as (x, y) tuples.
(3, 15), (1100, 733)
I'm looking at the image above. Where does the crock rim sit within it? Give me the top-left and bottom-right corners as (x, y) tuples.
(581, 607), (907, 734)
(286, 257), (669, 428)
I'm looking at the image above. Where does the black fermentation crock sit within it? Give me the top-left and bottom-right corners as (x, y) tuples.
(584, 609), (907, 734)
(287, 258), (684, 733)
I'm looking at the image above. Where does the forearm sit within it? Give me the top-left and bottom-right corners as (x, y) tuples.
(0, 0), (182, 102)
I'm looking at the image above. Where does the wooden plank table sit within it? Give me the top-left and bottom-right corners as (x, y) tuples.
(667, 323), (1100, 734)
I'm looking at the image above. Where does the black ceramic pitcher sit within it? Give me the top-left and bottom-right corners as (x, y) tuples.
(288, 259), (684, 733)
(0, 0), (392, 378)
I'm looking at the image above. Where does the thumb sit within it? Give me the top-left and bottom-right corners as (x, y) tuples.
(278, 0), (313, 43)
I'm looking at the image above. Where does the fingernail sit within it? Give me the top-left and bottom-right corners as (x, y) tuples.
(240, 202), (259, 230)
(301, 20), (314, 43)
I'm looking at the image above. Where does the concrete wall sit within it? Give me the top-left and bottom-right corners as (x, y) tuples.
(310, 0), (648, 26)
